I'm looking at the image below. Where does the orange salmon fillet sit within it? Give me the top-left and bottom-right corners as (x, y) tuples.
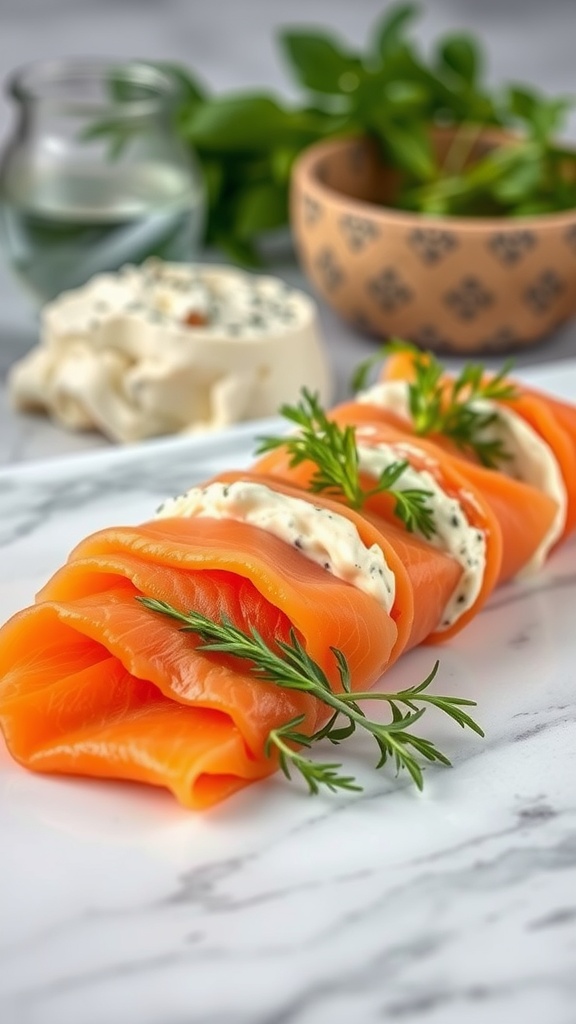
(0, 482), (400, 809)
(327, 401), (557, 585)
(253, 425), (501, 642)
(382, 349), (576, 545)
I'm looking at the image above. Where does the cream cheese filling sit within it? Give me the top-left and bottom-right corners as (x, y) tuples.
(358, 380), (566, 573)
(156, 480), (396, 612)
(356, 435), (486, 629)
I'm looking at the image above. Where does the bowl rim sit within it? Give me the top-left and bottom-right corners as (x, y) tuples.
(293, 134), (576, 232)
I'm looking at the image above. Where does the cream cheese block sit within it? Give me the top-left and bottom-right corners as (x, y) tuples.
(9, 260), (332, 443)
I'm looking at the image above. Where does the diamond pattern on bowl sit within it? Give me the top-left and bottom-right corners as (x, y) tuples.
(408, 228), (458, 265)
(445, 277), (494, 321)
(488, 231), (536, 266)
(302, 194), (323, 226)
(315, 247), (344, 292)
(292, 134), (576, 354)
(524, 270), (565, 313)
(339, 215), (380, 253)
(368, 268), (412, 311)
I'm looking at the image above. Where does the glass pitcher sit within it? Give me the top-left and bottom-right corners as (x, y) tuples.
(0, 58), (206, 305)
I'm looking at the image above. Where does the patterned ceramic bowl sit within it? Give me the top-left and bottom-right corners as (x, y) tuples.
(291, 133), (576, 354)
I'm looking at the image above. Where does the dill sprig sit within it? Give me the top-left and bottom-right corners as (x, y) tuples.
(407, 348), (518, 468)
(137, 597), (484, 794)
(353, 341), (518, 469)
(256, 388), (436, 539)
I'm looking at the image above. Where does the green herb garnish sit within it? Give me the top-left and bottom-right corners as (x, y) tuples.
(408, 351), (518, 467)
(353, 341), (518, 469)
(256, 388), (436, 538)
(90, 5), (576, 264)
(351, 336), (408, 392)
(138, 597), (484, 794)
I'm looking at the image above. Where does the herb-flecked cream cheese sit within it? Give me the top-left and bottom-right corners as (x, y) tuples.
(356, 437), (486, 629)
(156, 480), (396, 611)
(358, 380), (566, 573)
(9, 261), (331, 443)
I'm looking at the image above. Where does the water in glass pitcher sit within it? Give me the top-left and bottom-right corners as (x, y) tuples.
(1, 161), (205, 304)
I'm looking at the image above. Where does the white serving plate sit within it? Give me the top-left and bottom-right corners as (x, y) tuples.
(1, 366), (576, 1024)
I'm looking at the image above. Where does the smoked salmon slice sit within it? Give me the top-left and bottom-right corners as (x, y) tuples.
(328, 401), (559, 584)
(518, 384), (576, 457)
(3, 352), (574, 809)
(253, 427), (502, 642)
(0, 476), (402, 809)
(381, 349), (576, 544)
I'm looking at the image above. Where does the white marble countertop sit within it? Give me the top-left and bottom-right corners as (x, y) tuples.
(1, 385), (576, 1024)
(1, 4), (576, 1024)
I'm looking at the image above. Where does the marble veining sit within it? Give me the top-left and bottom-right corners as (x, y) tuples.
(0, 418), (279, 552)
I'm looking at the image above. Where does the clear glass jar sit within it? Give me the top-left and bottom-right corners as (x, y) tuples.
(0, 58), (206, 305)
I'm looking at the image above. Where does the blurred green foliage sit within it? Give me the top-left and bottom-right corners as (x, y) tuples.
(111, 4), (576, 262)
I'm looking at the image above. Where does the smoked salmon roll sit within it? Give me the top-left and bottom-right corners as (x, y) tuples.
(0, 473), (409, 809)
(329, 401), (560, 585)
(253, 425), (502, 642)
(352, 347), (575, 571)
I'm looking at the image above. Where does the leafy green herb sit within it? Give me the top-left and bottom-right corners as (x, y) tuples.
(398, 129), (576, 218)
(352, 341), (518, 468)
(256, 387), (436, 538)
(89, 5), (576, 262)
(351, 336), (410, 392)
(408, 350), (518, 467)
(137, 597), (484, 793)
(265, 717), (361, 795)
